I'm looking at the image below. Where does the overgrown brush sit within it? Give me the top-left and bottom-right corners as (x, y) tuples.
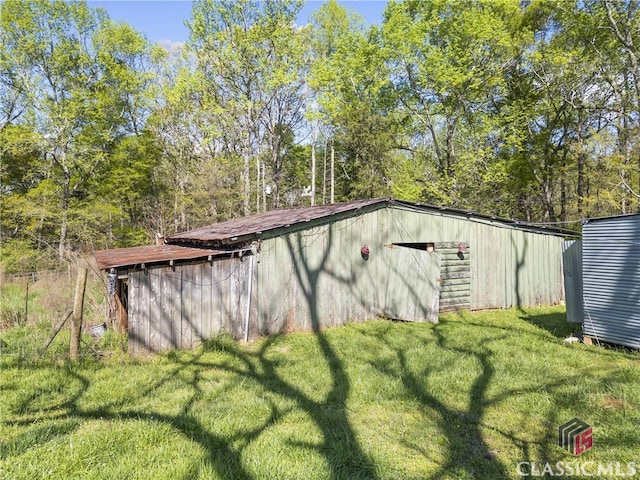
(0, 266), (112, 364)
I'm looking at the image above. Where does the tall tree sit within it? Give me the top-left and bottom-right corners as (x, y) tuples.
(599, 0), (640, 212)
(382, 0), (527, 208)
(1, 0), (151, 259)
(189, 0), (307, 215)
(310, 0), (398, 202)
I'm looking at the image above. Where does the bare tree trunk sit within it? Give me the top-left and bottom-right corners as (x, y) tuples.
(576, 110), (586, 216)
(322, 140), (327, 205)
(311, 143), (316, 206)
(244, 103), (252, 216)
(256, 154), (261, 213)
(58, 173), (70, 260)
(271, 146), (280, 209)
(174, 189), (180, 233)
(262, 162), (267, 212)
(620, 110), (632, 214)
(330, 138), (335, 204)
(243, 148), (251, 216)
(311, 122), (318, 206)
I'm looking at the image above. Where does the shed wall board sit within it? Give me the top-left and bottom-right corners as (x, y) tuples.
(254, 210), (442, 335)
(128, 257), (253, 353)
(383, 207), (563, 309)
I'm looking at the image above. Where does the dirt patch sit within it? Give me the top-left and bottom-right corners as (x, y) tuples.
(599, 396), (629, 410)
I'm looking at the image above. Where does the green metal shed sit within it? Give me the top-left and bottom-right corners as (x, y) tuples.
(94, 198), (571, 354)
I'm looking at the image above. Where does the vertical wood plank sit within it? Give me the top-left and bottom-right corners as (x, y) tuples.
(211, 261), (223, 336)
(159, 268), (172, 350)
(148, 268), (161, 352)
(139, 269), (151, 352)
(172, 269), (182, 348)
(192, 263), (203, 346)
(181, 266), (192, 349)
(200, 263), (212, 340)
(128, 272), (138, 355)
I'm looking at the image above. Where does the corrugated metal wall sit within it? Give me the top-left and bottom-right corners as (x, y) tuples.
(127, 205), (565, 352)
(563, 240), (583, 323)
(583, 217), (640, 348)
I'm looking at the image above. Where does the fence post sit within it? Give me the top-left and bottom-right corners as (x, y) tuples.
(70, 267), (88, 360)
(25, 281), (29, 325)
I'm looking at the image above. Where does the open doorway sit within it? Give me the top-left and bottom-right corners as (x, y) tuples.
(380, 244), (441, 323)
(108, 271), (129, 333)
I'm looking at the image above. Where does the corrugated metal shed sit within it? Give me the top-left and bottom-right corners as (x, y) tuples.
(582, 214), (640, 348)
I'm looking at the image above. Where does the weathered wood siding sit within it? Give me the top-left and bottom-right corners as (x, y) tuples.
(128, 257), (255, 354)
(253, 208), (442, 336)
(126, 205), (564, 352)
(385, 207), (564, 309)
(435, 242), (471, 312)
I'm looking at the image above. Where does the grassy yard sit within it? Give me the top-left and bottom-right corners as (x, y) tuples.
(1, 306), (639, 479)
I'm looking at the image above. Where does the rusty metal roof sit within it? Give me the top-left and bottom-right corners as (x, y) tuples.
(95, 197), (577, 270)
(167, 197), (576, 247)
(167, 198), (387, 246)
(93, 244), (230, 270)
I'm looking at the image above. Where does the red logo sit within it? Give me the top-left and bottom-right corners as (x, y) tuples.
(559, 418), (593, 456)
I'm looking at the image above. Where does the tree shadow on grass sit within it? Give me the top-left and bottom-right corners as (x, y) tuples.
(2, 223), (377, 479)
(3, 307), (640, 479)
(517, 310), (581, 339)
(358, 307), (626, 480)
(2, 334), (375, 479)
(1, 358), (263, 479)
(363, 323), (513, 479)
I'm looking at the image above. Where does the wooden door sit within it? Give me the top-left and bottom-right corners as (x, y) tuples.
(381, 246), (441, 323)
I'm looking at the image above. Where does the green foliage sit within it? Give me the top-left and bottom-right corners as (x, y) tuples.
(188, 0), (309, 213)
(0, 239), (59, 274)
(2, 0), (640, 272)
(382, 0), (527, 208)
(1, 0), (153, 259)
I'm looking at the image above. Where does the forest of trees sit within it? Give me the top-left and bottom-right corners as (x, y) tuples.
(1, 0), (639, 273)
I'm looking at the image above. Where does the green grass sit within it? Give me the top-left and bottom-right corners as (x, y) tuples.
(1, 306), (639, 479)
(0, 275), (115, 365)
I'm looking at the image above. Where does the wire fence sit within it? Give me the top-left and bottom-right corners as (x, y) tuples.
(1, 266), (113, 362)
(2, 268), (72, 284)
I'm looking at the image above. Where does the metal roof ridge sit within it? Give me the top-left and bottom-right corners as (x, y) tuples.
(388, 198), (579, 236)
(165, 198), (391, 246)
(583, 212), (640, 224)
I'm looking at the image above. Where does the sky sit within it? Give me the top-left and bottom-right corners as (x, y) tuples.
(88, 1), (388, 44)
